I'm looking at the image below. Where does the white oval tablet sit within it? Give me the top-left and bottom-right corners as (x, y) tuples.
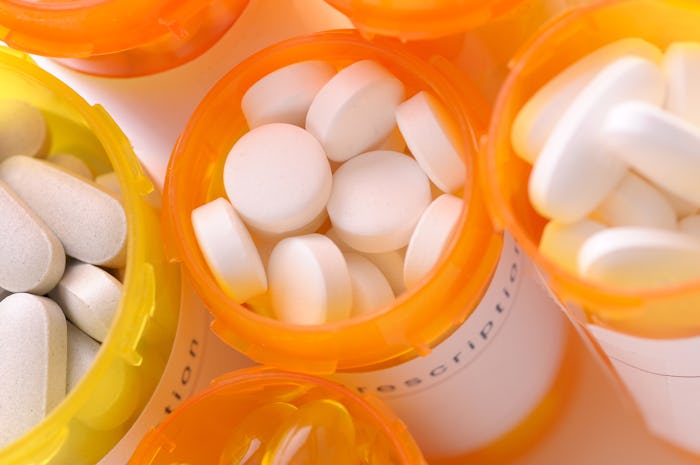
(223, 123), (332, 235)
(0, 100), (49, 161)
(49, 260), (123, 342)
(663, 42), (700, 128)
(528, 57), (666, 222)
(578, 227), (700, 289)
(306, 60), (405, 162)
(268, 234), (352, 325)
(539, 219), (606, 275)
(396, 91), (466, 193)
(46, 153), (93, 180)
(191, 197), (267, 303)
(345, 253), (394, 317)
(512, 38), (662, 163)
(592, 172), (676, 230)
(603, 101), (700, 206)
(328, 150), (431, 253)
(0, 293), (66, 448)
(0, 156), (127, 268)
(242, 61), (336, 129)
(679, 214), (700, 238)
(403, 194), (462, 289)
(66, 321), (100, 393)
(0, 179), (65, 294)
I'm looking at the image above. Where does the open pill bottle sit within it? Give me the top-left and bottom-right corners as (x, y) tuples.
(0, 0), (249, 77)
(0, 46), (180, 464)
(127, 367), (426, 465)
(486, 0), (700, 456)
(163, 30), (574, 464)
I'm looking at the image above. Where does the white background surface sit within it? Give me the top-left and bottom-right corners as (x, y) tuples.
(33, 0), (700, 463)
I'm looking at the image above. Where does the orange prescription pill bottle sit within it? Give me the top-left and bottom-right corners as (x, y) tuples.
(486, 0), (700, 456)
(163, 30), (575, 464)
(0, 0), (249, 77)
(0, 47), (180, 464)
(127, 367), (426, 465)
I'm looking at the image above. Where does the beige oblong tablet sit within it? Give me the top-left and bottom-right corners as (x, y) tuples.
(66, 321), (100, 393)
(0, 293), (67, 448)
(0, 100), (49, 161)
(49, 260), (123, 342)
(0, 156), (127, 268)
(0, 179), (65, 294)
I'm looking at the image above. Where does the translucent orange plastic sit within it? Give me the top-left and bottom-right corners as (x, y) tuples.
(0, 0), (249, 77)
(486, 0), (700, 339)
(163, 30), (501, 374)
(127, 368), (427, 465)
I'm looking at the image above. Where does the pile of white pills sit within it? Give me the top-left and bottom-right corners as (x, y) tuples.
(513, 39), (700, 289)
(192, 59), (466, 326)
(0, 100), (127, 446)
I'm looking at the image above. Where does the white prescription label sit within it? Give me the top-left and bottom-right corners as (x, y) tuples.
(333, 233), (569, 458)
(587, 324), (700, 455)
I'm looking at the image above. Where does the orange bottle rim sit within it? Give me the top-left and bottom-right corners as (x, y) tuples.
(128, 367), (427, 465)
(323, 0), (528, 40)
(163, 30), (502, 373)
(485, 0), (700, 321)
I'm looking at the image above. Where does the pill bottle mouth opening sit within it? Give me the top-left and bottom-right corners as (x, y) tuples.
(323, 0), (528, 41)
(486, 0), (700, 338)
(164, 29), (502, 373)
(0, 0), (249, 77)
(0, 47), (179, 462)
(129, 367), (425, 465)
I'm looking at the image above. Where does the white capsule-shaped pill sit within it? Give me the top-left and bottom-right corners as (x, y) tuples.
(345, 253), (394, 317)
(603, 101), (700, 206)
(306, 60), (405, 162)
(578, 227), (700, 289)
(49, 260), (122, 342)
(404, 194), (462, 289)
(0, 156), (127, 268)
(46, 153), (93, 180)
(512, 38), (662, 163)
(679, 214), (700, 238)
(0, 100), (49, 161)
(592, 172), (676, 230)
(223, 123), (332, 235)
(268, 234), (352, 325)
(328, 150), (431, 253)
(66, 321), (100, 393)
(0, 179), (65, 294)
(539, 219), (606, 275)
(242, 61), (336, 129)
(396, 91), (466, 193)
(663, 42), (700, 128)
(191, 197), (267, 303)
(529, 57), (666, 222)
(0, 293), (66, 447)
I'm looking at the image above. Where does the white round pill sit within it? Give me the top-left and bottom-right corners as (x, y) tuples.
(592, 172), (676, 230)
(539, 219), (606, 275)
(603, 101), (700, 206)
(578, 227), (700, 289)
(223, 123), (332, 235)
(46, 153), (93, 180)
(396, 91), (466, 193)
(191, 197), (267, 303)
(528, 56), (666, 222)
(328, 150), (431, 253)
(345, 253), (394, 317)
(404, 194), (462, 289)
(0, 100), (49, 161)
(306, 60), (405, 162)
(0, 179), (65, 294)
(268, 234), (352, 325)
(511, 38), (662, 163)
(242, 60), (336, 129)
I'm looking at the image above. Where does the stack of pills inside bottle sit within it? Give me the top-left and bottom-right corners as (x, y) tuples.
(512, 39), (700, 290)
(192, 59), (466, 325)
(0, 99), (126, 446)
